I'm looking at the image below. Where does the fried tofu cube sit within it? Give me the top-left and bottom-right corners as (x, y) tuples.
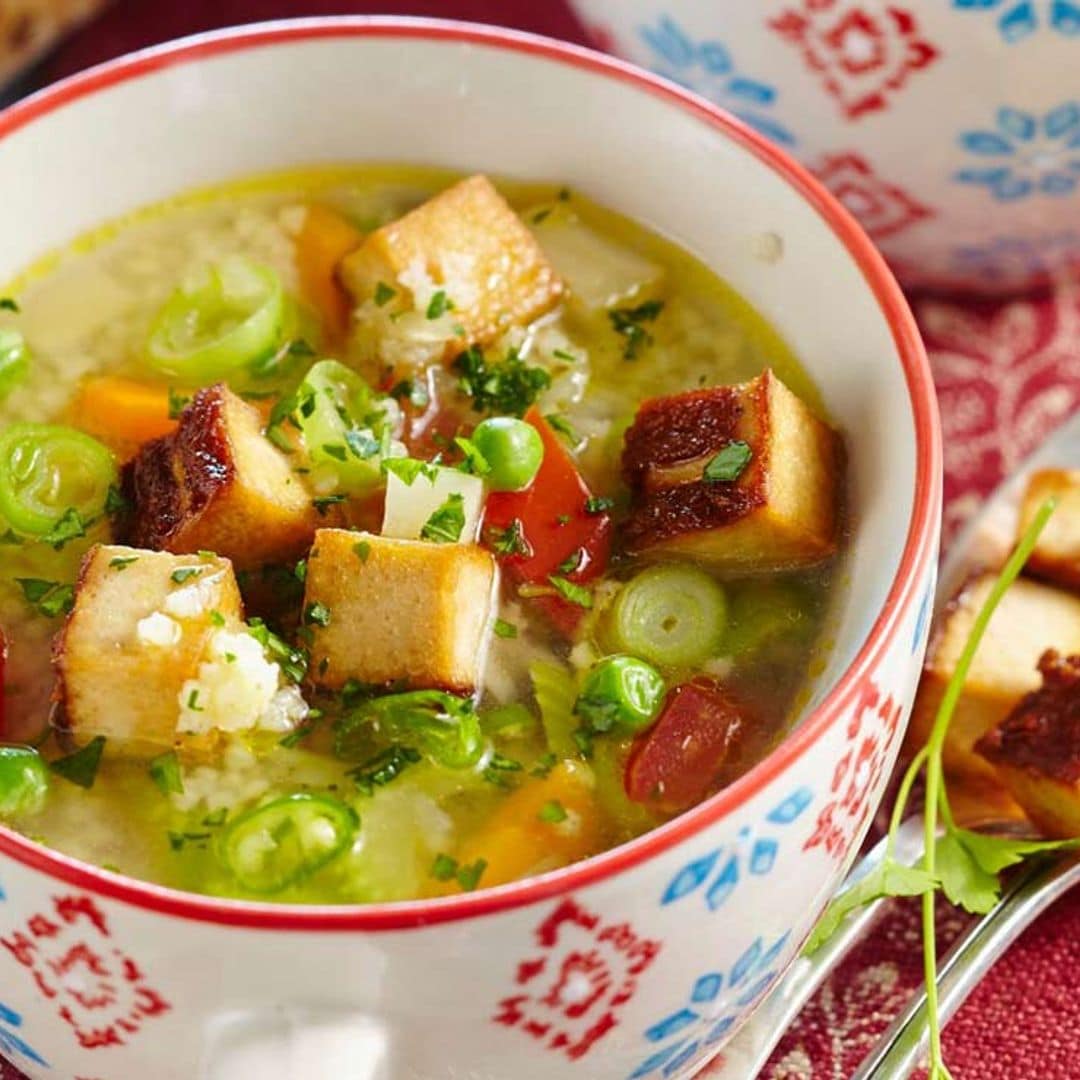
(976, 651), (1080, 838)
(909, 574), (1080, 781)
(1018, 469), (1080, 589)
(340, 174), (563, 363)
(303, 529), (497, 693)
(124, 384), (317, 571)
(621, 370), (841, 572)
(54, 545), (245, 749)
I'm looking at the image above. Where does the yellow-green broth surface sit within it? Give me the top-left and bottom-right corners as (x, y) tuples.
(0, 165), (839, 903)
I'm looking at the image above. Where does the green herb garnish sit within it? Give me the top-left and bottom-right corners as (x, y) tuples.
(168, 387), (191, 420)
(0, 297), (19, 312)
(421, 493), (466, 544)
(608, 299), (664, 360)
(16, 578), (74, 618)
(304, 601), (332, 627)
(548, 575), (593, 609)
(348, 744), (422, 795)
(354, 540), (371, 563)
(488, 518), (530, 558)
(426, 290), (453, 319)
(312, 494), (346, 516)
(382, 457), (438, 487)
(374, 281), (397, 307)
(170, 567), (203, 585)
(538, 799), (568, 824)
(50, 737), (106, 789)
(149, 751), (184, 796)
(703, 441), (752, 483)
(493, 618), (518, 639)
(806, 499), (1076, 1080)
(584, 496), (613, 515)
(42, 507), (86, 549)
(453, 345), (551, 416)
(453, 436), (491, 476)
(109, 555), (139, 571)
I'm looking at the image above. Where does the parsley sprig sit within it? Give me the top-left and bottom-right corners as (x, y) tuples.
(807, 498), (1078, 1079)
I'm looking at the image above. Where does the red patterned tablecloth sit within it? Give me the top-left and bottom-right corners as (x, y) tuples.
(5, 3), (1080, 1077)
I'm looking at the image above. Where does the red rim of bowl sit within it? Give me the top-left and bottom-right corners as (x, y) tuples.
(0, 16), (942, 931)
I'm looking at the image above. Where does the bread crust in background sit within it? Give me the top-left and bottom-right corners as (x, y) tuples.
(0, 1), (108, 89)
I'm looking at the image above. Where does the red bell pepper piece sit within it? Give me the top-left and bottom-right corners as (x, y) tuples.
(624, 677), (749, 811)
(483, 408), (612, 636)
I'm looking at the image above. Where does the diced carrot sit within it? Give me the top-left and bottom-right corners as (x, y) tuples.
(625, 678), (750, 812)
(74, 376), (178, 454)
(431, 762), (602, 893)
(483, 408), (612, 635)
(296, 204), (363, 340)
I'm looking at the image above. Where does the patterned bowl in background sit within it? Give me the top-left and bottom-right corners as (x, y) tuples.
(570, 0), (1080, 294)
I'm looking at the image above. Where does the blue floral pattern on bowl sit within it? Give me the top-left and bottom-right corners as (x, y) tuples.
(659, 786), (813, 913)
(636, 15), (797, 145)
(954, 104), (1080, 199)
(953, 0), (1080, 42)
(628, 930), (790, 1078)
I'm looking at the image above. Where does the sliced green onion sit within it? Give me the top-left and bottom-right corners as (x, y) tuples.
(149, 751), (184, 796)
(146, 256), (285, 381)
(575, 655), (665, 733)
(216, 793), (358, 893)
(294, 359), (393, 494)
(0, 423), (117, 537)
(606, 564), (727, 669)
(0, 746), (49, 815)
(0, 328), (30, 402)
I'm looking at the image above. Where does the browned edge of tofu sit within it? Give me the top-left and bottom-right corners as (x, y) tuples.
(122, 384), (317, 570)
(1019, 469), (1080, 590)
(340, 174), (565, 359)
(620, 369), (842, 571)
(302, 529), (497, 695)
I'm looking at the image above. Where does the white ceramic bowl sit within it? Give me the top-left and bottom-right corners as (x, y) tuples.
(570, 0), (1080, 294)
(0, 18), (940, 1080)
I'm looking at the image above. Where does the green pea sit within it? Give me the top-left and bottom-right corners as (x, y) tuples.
(471, 417), (544, 492)
(0, 746), (49, 816)
(575, 655), (665, 734)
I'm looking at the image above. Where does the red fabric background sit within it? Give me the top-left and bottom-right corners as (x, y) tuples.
(5, 3), (1080, 1077)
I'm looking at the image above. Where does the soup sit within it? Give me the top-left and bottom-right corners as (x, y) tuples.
(0, 166), (843, 903)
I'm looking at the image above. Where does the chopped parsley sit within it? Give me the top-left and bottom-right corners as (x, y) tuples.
(294, 559), (308, 584)
(703, 441), (752, 483)
(168, 387), (191, 420)
(493, 618), (518, 639)
(0, 297), (19, 312)
(149, 751), (184, 796)
(382, 457), (438, 487)
(538, 799), (568, 824)
(556, 514), (571, 526)
(246, 617), (308, 683)
(50, 737), (106, 789)
(374, 281), (397, 307)
(349, 744), (422, 795)
(105, 484), (130, 518)
(41, 507), (87, 549)
(304, 601), (332, 627)
(453, 436), (491, 476)
(552, 348), (578, 363)
(453, 345), (551, 416)
(109, 554), (138, 571)
(170, 567), (203, 585)
(388, 378), (430, 409)
(186, 690), (203, 713)
(322, 443), (348, 462)
(16, 578), (74, 618)
(585, 495), (614, 515)
(487, 518), (531, 558)
(557, 548), (586, 575)
(421, 493), (466, 544)
(430, 853), (487, 892)
(426, 289), (453, 319)
(545, 413), (578, 445)
(353, 540), (371, 563)
(312, 494), (347, 516)
(548, 574), (593, 609)
(608, 299), (664, 360)
(209, 609), (226, 627)
(531, 751), (558, 778)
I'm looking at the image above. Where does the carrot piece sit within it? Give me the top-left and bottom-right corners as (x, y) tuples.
(74, 376), (178, 452)
(296, 204), (363, 340)
(432, 762), (601, 893)
(483, 408), (612, 635)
